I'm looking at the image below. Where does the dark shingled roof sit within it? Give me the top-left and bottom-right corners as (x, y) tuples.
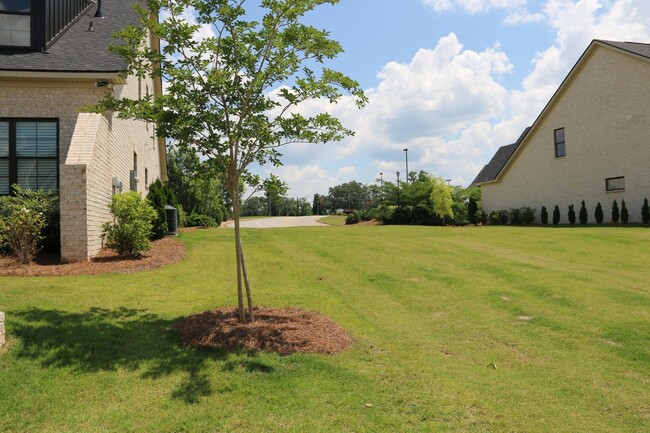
(597, 40), (650, 60)
(471, 127), (530, 187)
(0, 0), (141, 73)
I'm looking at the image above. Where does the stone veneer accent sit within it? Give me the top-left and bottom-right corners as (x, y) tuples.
(0, 311), (5, 347)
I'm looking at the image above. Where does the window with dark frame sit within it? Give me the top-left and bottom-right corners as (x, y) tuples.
(0, 119), (59, 195)
(554, 127), (566, 157)
(0, 0), (31, 48)
(606, 176), (625, 192)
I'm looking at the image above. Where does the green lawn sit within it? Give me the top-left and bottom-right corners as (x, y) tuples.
(1, 226), (648, 432)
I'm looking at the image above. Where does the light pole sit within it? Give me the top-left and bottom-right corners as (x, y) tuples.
(396, 171), (401, 208)
(403, 148), (409, 184)
(379, 172), (384, 204)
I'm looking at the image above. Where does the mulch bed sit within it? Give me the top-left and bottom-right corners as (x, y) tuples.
(175, 306), (352, 355)
(0, 237), (185, 276)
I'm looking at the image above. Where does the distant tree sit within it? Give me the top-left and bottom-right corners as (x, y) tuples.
(541, 206), (548, 225)
(612, 200), (620, 223)
(263, 175), (289, 217)
(568, 204), (576, 225)
(620, 200), (629, 224)
(552, 205), (560, 225)
(595, 202), (604, 224)
(642, 198), (650, 224)
(241, 196), (268, 216)
(579, 200), (588, 225)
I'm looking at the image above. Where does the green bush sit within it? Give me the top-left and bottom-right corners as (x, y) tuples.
(147, 179), (177, 240)
(508, 208), (522, 225)
(611, 200), (619, 223)
(552, 205), (560, 225)
(541, 206), (548, 225)
(488, 210), (508, 226)
(0, 185), (59, 256)
(345, 212), (360, 225)
(579, 201), (588, 225)
(642, 199), (650, 224)
(568, 204), (576, 225)
(0, 207), (45, 264)
(185, 213), (218, 227)
(620, 200), (629, 224)
(468, 198), (478, 225)
(102, 192), (156, 258)
(595, 202), (604, 224)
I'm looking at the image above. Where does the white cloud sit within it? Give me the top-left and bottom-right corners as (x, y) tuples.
(503, 10), (545, 24)
(422, 0), (528, 13)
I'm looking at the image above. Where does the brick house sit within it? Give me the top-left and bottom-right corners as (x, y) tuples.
(472, 40), (650, 223)
(0, 0), (167, 261)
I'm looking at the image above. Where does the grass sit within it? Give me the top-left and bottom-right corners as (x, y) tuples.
(318, 215), (347, 225)
(1, 225), (649, 432)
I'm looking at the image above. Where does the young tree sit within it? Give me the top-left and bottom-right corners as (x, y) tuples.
(541, 206), (548, 225)
(94, 0), (366, 322)
(430, 177), (454, 223)
(595, 202), (604, 224)
(643, 198), (650, 224)
(552, 205), (560, 225)
(620, 199), (629, 224)
(612, 200), (620, 223)
(579, 200), (588, 225)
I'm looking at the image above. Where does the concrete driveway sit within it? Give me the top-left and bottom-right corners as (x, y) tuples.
(224, 216), (329, 228)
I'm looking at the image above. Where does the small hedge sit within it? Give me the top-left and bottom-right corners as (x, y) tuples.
(102, 192), (156, 258)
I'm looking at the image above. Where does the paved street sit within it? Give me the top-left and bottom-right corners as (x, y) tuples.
(224, 216), (328, 228)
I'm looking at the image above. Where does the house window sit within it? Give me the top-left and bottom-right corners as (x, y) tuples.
(554, 128), (566, 157)
(0, 119), (58, 194)
(0, 0), (31, 48)
(606, 176), (625, 192)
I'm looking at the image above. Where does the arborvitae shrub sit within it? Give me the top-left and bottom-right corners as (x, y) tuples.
(595, 202), (604, 224)
(579, 200), (588, 224)
(642, 198), (650, 224)
(468, 198), (478, 225)
(568, 204), (576, 225)
(611, 200), (619, 223)
(621, 200), (629, 224)
(541, 206), (548, 225)
(552, 205), (560, 225)
(147, 179), (177, 239)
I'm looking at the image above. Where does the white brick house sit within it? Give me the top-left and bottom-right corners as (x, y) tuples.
(0, 0), (167, 261)
(472, 40), (650, 224)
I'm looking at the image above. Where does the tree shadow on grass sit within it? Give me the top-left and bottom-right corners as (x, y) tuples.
(10, 307), (247, 404)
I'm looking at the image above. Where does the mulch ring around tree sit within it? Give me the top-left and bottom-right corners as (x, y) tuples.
(0, 237), (185, 276)
(175, 306), (352, 355)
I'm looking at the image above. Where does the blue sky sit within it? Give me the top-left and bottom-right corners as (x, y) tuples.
(244, 0), (650, 198)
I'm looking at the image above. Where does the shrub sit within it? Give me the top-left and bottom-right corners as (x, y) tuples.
(568, 204), (576, 225)
(147, 179), (177, 240)
(488, 210), (508, 226)
(508, 208), (521, 225)
(0, 186), (60, 254)
(595, 202), (604, 224)
(345, 212), (360, 225)
(102, 192), (156, 258)
(579, 201), (588, 225)
(0, 207), (45, 264)
(552, 205), (560, 225)
(520, 207), (535, 225)
(642, 198), (650, 224)
(620, 200), (629, 224)
(185, 213), (217, 227)
(611, 200), (619, 223)
(468, 198), (478, 225)
(541, 206), (548, 225)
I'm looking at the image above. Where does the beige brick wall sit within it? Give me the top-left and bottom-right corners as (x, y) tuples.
(1, 74), (164, 261)
(481, 46), (650, 223)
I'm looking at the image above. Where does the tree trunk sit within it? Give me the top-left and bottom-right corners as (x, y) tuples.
(238, 237), (254, 322)
(231, 184), (246, 322)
